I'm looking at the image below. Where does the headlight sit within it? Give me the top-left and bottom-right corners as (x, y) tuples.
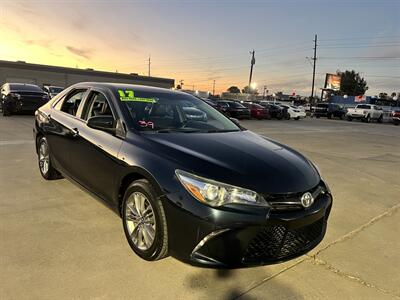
(176, 170), (269, 207)
(10, 93), (21, 100)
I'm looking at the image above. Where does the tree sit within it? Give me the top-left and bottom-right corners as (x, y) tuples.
(391, 92), (397, 99)
(337, 70), (368, 96)
(242, 86), (258, 95)
(227, 86), (240, 93)
(176, 84), (182, 90)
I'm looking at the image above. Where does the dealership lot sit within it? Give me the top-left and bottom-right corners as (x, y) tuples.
(1, 116), (399, 299)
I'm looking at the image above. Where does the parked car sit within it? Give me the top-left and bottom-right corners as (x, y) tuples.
(1, 83), (49, 116)
(215, 100), (251, 119)
(311, 103), (345, 119)
(312, 103), (329, 118)
(202, 98), (218, 109)
(260, 103), (285, 119)
(391, 109), (400, 125)
(34, 83), (332, 268)
(346, 104), (383, 123)
(279, 104), (306, 120)
(327, 104), (346, 119)
(242, 102), (269, 119)
(43, 85), (64, 99)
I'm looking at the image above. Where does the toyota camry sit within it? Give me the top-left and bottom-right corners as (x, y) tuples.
(34, 82), (332, 268)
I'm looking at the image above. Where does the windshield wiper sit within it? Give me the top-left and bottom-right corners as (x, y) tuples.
(205, 129), (241, 133)
(155, 128), (202, 133)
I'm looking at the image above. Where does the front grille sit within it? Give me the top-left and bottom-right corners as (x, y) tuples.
(243, 218), (325, 263)
(263, 184), (324, 211)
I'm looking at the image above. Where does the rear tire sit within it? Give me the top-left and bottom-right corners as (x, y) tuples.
(327, 114), (332, 119)
(2, 107), (10, 116)
(37, 136), (60, 180)
(377, 115), (383, 123)
(294, 117), (300, 120)
(122, 179), (168, 261)
(347, 116), (352, 121)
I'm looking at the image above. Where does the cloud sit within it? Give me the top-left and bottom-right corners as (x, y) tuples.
(24, 39), (53, 48)
(66, 46), (93, 60)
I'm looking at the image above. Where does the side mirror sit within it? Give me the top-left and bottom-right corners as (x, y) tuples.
(87, 115), (115, 134)
(230, 117), (240, 126)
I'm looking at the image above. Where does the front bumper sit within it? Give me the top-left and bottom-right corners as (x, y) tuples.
(293, 112), (306, 118)
(163, 186), (332, 268)
(347, 113), (366, 119)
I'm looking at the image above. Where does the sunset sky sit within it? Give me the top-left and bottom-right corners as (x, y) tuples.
(0, 0), (399, 95)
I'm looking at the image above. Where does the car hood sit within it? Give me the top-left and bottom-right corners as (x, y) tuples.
(144, 130), (320, 194)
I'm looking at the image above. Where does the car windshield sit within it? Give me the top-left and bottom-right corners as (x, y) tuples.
(253, 104), (264, 109)
(229, 102), (245, 108)
(49, 87), (64, 93)
(119, 90), (241, 133)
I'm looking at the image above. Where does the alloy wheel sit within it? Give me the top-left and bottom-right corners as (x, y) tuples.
(125, 192), (156, 250)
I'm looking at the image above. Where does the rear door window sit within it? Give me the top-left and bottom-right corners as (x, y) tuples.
(58, 89), (87, 117)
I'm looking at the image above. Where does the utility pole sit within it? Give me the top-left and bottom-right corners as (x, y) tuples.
(248, 50), (255, 89)
(212, 80), (216, 96)
(148, 54), (151, 77)
(263, 85), (267, 99)
(311, 34), (317, 102)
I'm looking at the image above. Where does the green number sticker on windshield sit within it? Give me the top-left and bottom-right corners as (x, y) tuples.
(118, 89), (157, 103)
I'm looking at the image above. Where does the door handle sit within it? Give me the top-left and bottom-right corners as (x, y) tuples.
(71, 127), (79, 137)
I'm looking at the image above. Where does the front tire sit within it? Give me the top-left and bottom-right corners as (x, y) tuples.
(377, 115), (383, 123)
(122, 179), (168, 261)
(37, 136), (59, 180)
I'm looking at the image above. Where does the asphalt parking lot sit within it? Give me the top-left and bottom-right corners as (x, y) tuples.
(1, 115), (399, 299)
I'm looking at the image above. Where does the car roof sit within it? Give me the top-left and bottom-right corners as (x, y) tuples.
(71, 82), (185, 96)
(8, 83), (39, 88)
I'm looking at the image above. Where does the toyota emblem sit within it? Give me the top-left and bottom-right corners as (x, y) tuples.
(301, 192), (314, 208)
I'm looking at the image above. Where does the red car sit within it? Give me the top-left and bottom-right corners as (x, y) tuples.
(392, 110), (400, 125)
(242, 102), (270, 119)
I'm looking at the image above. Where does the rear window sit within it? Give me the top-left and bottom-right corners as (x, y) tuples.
(357, 105), (370, 109)
(316, 103), (329, 108)
(252, 104), (264, 109)
(9, 84), (42, 92)
(228, 102), (245, 108)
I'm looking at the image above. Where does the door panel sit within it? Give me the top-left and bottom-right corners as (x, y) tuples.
(44, 110), (81, 175)
(68, 122), (122, 202)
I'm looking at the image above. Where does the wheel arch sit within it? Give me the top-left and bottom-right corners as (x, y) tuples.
(116, 167), (164, 216)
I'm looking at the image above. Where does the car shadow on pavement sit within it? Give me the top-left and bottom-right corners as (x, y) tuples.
(185, 266), (302, 300)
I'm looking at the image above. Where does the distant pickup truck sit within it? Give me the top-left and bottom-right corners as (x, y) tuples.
(346, 104), (383, 123)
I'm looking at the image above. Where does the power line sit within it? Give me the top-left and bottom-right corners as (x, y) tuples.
(318, 35), (400, 42)
(319, 56), (400, 60)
